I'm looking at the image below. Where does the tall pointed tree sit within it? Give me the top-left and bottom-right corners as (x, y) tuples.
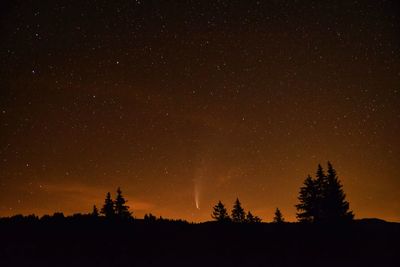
(316, 164), (326, 181)
(315, 164), (327, 221)
(211, 201), (230, 222)
(231, 198), (246, 223)
(253, 215), (262, 223)
(144, 213), (157, 223)
(246, 211), (262, 223)
(246, 211), (255, 223)
(92, 205), (99, 217)
(296, 175), (318, 222)
(101, 192), (115, 218)
(322, 162), (354, 222)
(296, 163), (354, 223)
(115, 187), (132, 219)
(273, 208), (284, 224)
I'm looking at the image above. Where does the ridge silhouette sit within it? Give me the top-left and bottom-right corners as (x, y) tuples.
(0, 164), (398, 267)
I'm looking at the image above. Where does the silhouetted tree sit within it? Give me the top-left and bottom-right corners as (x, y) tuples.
(231, 198), (246, 223)
(273, 208), (284, 223)
(245, 211), (262, 223)
(101, 192), (115, 218)
(321, 162), (354, 222)
(246, 211), (255, 223)
(144, 213), (157, 222)
(25, 214), (39, 222)
(92, 205), (99, 217)
(40, 214), (52, 222)
(296, 163), (354, 223)
(212, 201), (230, 222)
(296, 175), (318, 222)
(50, 212), (65, 223)
(316, 164), (326, 182)
(315, 164), (327, 221)
(53, 212), (65, 218)
(115, 187), (132, 219)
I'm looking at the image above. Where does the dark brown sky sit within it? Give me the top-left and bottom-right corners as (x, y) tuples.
(0, 0), (399, 222)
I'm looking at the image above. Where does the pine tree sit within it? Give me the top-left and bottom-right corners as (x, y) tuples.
(101, 192), (115, 218)
(92, 205), (99, 217)
(246, 211), (254, 223)
(322, 162), (354, 222)
(144, 213), (157, 222)
(211, 201), (230, 222)
(296, 163), (354, 223)
(296, 175), (318, 222)
(115, 187), (132, 220)
(273, 208), (284, 223)
(246, 211), (262, 223)
(316, 164), (326, 181)
(253, 215), (262, 223)
(315, 164), (328, 221)
(231, 198), (246, 223)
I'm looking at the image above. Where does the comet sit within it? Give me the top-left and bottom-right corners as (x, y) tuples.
(194, 179), (200, 210)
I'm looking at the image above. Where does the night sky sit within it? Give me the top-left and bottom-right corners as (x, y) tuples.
(1, 0), (399, 222)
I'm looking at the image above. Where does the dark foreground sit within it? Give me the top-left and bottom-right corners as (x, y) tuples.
(0, 218), (399, 267)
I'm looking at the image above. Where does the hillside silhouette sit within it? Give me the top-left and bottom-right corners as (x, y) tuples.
(0, 216), (399, 267)
(0, 163), (398, 266)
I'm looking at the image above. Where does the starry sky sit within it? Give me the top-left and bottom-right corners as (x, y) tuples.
(1, 0), (399, 222)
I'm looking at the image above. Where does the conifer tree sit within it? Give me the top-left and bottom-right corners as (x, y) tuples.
(253, 215), (262, 223)
(273, 208), (284, 223)
(322, 162), (354, 222)
(296, 163), (354, 223)
(246, 211), (262, 223)
(92, 205), (99, 217)
(316, 164), (326, 182)
(144, 213), (157, 222)
(101, 192), (115, 218)
(315, 164), (327, 221)
(246, 211), (255, 223)
(231, 198), (246, 223)
(115, 187), (132, 219)
(246, 211), (254, 223)
(296, 175), (318, 222)
(211, 201), (230, 222)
